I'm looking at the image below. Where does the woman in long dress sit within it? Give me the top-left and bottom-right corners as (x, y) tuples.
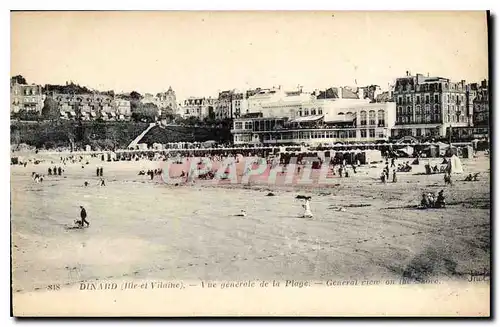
(302, 199), (313, 218)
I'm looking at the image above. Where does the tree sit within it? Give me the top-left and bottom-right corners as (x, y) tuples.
(11, 75), (27, 85)
(130, 91), (142, 100)
(41, 97), (60, 121)
(16, 109), (41, 121)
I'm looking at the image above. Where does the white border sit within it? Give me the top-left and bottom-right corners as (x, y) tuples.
(2, 1), (497, 325)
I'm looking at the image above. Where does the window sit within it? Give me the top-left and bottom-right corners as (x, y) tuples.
(360, 111), (367, 126)
(425, 105), (431, 114)
(369, 110), (376, 125)
(415, 105), (421, 115)
(298, 111), (302, 116)
(434, 94), (439, 103)
(398, 97), (402, 105)
(377, 110), (385, 127)
(304, 109), (309, 116)
(318, 108), (323, 114)
(369, 129), (375, 138)
(311, 109), (316, 115)
(235, 122), (243, 129)
(360, 129), (367, 138)
(406, 106), (412, 115)
(416, 96), (420, 104)
(425, 95), (430, 104)
(397, 106), (403, 115)
(416, 128), (421, 137)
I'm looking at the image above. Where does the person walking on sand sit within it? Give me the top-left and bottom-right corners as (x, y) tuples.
(392, 169), (397, 183)
(78, 206), (90, 228)
(302, 198), (313, 218)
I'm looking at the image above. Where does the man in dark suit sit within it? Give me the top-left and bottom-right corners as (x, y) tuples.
(79, 206), (90, 228)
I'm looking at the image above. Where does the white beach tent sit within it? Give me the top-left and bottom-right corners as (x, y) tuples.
(447, 154), (464, 174)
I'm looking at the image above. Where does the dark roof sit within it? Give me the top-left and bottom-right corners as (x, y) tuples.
(341, 87), (359, 99)
(316, 87), (339, 99)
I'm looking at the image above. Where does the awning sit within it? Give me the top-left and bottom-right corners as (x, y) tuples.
(291, 115), (324, 123)
(69, 111), (76, 116)
(110, 112), (116, 117)
(90, 112), (97, 117)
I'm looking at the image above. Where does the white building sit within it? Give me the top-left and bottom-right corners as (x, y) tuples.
(181, 97), (217, 119)
(231, 97), (396, 145)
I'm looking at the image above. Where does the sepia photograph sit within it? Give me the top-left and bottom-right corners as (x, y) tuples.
(10, 10), (491, 316)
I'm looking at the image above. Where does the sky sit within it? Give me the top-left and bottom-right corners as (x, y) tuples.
(11, 11), (489, 101)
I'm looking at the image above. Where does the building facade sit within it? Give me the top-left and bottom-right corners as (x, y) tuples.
(391, 72), (469, 139)
(10, 82), (45, 113)
(50, 93), (131, 121)
(216, 90), (234, 120)
(231, 92), (247, 118)
(231, 98), (396, 145)
(470, 80), (489, 128)
(155, 87), (177, 113)
(181, 97), (217, 119)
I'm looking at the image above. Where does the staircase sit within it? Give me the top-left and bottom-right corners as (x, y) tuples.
(127, 123), (156, 149)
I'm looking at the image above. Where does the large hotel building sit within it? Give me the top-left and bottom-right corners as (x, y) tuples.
(231, 86), (396, 145)
(391, 72), (471, 139)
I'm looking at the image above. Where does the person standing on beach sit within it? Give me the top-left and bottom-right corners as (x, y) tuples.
(79, 206), (90, 227)
(96, 167), (100, 177)
(58, 166), (62, 176)
(392, 170), (397, 183)
(99, 167), (103, 177)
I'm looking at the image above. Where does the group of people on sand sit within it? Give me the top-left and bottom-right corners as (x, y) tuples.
(420, 190), (446, 209)
(380, 162), (397, 183)
(138, 168), (163, 180)
(74, 205), (90, 228)
(48, 166), (64, 176)
(31, 172), (45, 183)
(96, 166), (104, 177)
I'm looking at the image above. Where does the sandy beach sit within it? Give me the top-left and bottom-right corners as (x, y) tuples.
(11, 152), (490, 295)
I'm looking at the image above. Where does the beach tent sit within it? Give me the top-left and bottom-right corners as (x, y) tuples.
(447, 154), (464, 174)
(363, 150), (382, 164)
(400, 145), (414, 157)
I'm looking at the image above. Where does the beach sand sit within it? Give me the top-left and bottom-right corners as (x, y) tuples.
(11, 152), (490, 295)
